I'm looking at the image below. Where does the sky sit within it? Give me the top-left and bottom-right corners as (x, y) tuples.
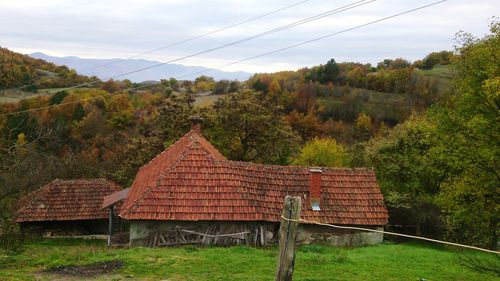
(0, 0), (498, 73)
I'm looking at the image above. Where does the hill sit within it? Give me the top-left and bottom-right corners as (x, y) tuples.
(30, 52), (252, 82)
(0, 47), (94, 90)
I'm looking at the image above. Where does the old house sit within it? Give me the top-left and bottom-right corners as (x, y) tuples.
(118, 123), (389, 247)
(16, 179), (122, 236)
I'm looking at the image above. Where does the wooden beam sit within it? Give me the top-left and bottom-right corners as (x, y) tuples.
(275, 195), (302, 281)
(107, 206), (113, 247)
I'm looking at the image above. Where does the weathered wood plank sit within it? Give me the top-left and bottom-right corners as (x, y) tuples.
(275, 196), (302, 281)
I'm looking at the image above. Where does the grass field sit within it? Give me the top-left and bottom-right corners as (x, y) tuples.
(417, 65), (453, 93)
(0, 88), (75, 104)
(418, 65), (453, 79)
(0, 239), (498, 281)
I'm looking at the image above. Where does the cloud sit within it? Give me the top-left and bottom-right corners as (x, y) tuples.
(1, 0), (498, 73)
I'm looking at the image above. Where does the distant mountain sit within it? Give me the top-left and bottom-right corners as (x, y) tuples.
(29, 52), (252, 82)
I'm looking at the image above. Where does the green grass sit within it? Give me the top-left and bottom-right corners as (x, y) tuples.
(0, 90), (51, 103)
(418, 65), (453, 79)
(193, 94), (224, 107)
(0, 239), (498, 281)
(0, 88), (92, 103)
(417, 65), (453, 94)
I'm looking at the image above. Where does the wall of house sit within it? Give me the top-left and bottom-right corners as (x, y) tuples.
(129, 220), (384, 247)
(297, 224), (384, 247)
(129, 220), (277, 247)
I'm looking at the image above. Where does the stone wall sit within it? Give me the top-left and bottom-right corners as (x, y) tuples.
(129, 220), (384, 247)
(297, 224), (384, 247)
(129, 220), (277, 247)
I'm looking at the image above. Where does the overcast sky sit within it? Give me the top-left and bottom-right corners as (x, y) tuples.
(0, 0), (498, 73)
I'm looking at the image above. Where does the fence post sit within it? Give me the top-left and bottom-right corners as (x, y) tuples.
(275, 195), (302, 281)
(107, 205), (113, 247)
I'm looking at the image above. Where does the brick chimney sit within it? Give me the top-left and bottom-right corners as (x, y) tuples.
(309, 168), (322, 210)
(189, 115), (203, 134)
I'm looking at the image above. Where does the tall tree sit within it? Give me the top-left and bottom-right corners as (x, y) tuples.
(433, 20), (499, 248)
(205, 90), (300, 165)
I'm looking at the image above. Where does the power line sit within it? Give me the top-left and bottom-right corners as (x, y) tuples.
(0, 0), (447, 117)
(281, 216), (500, 255)
(4, 0), (374, 93)
(10, 0), (313, 91)
(176, 0), (449, 80)
(81, 0), (313, 70)
(93, 0), (375, 81)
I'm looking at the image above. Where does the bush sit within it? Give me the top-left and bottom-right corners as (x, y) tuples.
(0, 220), (26, 254)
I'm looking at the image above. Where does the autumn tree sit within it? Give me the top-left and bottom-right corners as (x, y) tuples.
(194, 75), (215, 93)
(354, 112), (372, 140)
(108, 94), (134, 129)
(292, 138), (348, 167)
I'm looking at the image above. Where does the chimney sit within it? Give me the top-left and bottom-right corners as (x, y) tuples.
(309, 168), (322, 210)
(189, 115), (203, 134)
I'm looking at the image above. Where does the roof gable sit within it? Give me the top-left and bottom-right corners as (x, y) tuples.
(120, 129), (227, 216)
(16, 179), (122, 222)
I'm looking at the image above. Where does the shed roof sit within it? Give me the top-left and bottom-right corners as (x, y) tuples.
(120, 129), (388, 226)
(16, 179), (122, 222)
(101, 188), (130, 209)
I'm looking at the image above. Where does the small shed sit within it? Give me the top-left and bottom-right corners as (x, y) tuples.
(16, 179), (122, 236)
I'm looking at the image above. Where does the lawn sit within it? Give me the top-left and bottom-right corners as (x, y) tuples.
(416, 65), (453, 93)
(0, 239), (498, 281)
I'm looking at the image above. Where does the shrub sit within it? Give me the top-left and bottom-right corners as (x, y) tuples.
(0, 220), (26, 254)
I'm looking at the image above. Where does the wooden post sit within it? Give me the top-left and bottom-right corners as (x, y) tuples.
(107, 205), (113, 247)
(275, 196), (302, 281)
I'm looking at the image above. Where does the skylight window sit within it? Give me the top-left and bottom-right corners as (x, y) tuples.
(311, 201), (321, 211)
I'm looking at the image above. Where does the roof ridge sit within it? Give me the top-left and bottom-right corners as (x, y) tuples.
(220, 160), (374, 172)
(188, 133), (227, 161)
(138, 130), (196, 171)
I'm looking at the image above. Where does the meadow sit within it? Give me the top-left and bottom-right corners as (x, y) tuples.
(0, 238), (498, 281)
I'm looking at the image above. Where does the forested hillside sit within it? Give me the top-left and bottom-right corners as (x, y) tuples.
(0, 21), (498, 249)
(0, 47), (96, 90)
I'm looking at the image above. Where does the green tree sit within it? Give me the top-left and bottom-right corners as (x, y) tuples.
(366, 115), (447, 236)
(433, 20), (500, 248)
(421, 50), (455, 69)
(49, 91), (69, 105)
(205, 91), (300, 164)
(72, 103), (85, 121)
(292, 138), (348, 167)
(321, 58), (340, 83)
(168, 78), (178, 91)
(154, 94), (196, 148)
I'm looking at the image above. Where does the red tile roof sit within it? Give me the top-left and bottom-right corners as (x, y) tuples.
(120, 130), (388, 225)
(16, 179), (122, 222)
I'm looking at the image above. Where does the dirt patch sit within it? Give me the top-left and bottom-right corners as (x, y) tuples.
(44, 260), (124, 277)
